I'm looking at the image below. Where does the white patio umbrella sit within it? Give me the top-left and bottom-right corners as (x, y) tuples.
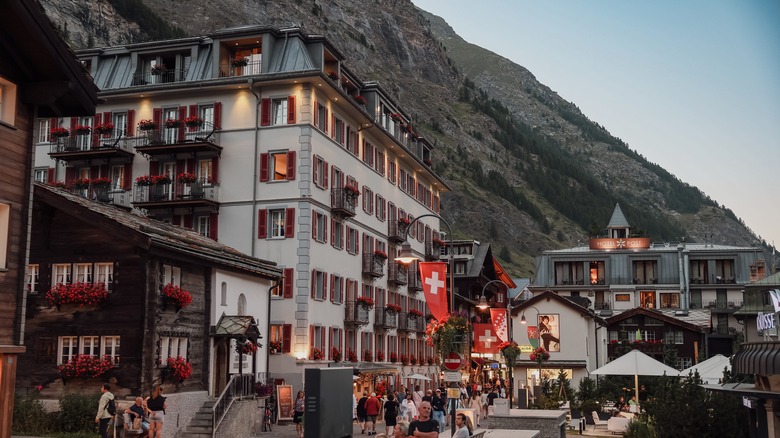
(681, 354), (730, 384)
(591, 350), (680, 403)
(406, 373), (432, 381)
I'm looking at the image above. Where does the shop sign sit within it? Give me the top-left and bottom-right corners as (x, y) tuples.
(589, 238), (651, 250)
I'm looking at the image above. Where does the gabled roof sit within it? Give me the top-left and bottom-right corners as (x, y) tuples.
(512, 291), (606, 324)
(34, 184), (281, 279)
(605, 307), (708, 332)
(607, 203), (630, 229)
(266, 36), (317, 73)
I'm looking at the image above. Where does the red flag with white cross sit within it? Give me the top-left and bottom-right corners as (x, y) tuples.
(473, 323), (500, 354)
(419, 262), (448, 321)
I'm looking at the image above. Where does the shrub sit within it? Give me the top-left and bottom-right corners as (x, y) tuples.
(624, 415), (656, 438)
(12, 395), (51, 434)
(58, 392), (100, 432)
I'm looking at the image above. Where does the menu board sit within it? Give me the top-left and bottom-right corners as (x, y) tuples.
(277, 384), (294, 420)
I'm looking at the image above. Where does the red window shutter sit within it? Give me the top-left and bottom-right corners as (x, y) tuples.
(153, 108), (163, 127)
(312, 212), (318, 239)
(257, 209), (268, 238)
(330, 218), (336, 247)
(340, 278), (344, 303)
(183, 215), (193, 229)
(330, 274), (335, 302)
(173, 215), (182, 226)
(92, 114), (102, 147)
(285, 208), (295, 238)
(286, 151), (296, 180)
(103, 112), (112, 126)
(178, 106), (187, 141)
(328, 328), (333, 358)
(355, 231), (359, 254)
(123, 163), (132, 189)
(259, 153), (270, 182)
(213, 102), (222, 129)
(287, 96), (296, 124)
(283, 268), (294, 298)
(311, 270), (316, 299)
(313, 101), (318, 128)
(324, 107), (329, 132)
(312, 157), (319, 186)
(309, 325), (315, 359)
(323, 213), (328, 243)
(150, 162), (159, 176)
(126, 110), (135, 136)
(47, 168), (55, 183)
(330, 114), (336, 138)
(209, 213), (218, 240)
(49, 118), (58, 141)
(323, 161), (329, 188)
(69, 117), (77, 130)
(211, 157), (219, 183)
(282, 324), (292, 353)
(188, 105), (198, 131)
(260, 98), (271, 126)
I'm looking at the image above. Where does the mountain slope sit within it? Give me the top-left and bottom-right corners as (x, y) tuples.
(39, 0), (770, 276)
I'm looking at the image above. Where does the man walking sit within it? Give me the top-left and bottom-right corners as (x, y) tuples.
(357, 391), (369, 434)
(408, 401), (439, 437)
(364, 392), (382, 435)
(95, 383), (114, 438)
(430, 389), (446, 432)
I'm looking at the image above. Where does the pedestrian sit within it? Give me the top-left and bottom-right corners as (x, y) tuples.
(353, 393), (358, 423)
(294, 390), (305, 438)
(452, 412), (473, 438)
(422, 389), (433, 403)
(480, 388), (489, 418)
(146, 384), (167, 438)
(357, 391), (368, 433)
(408, 401), (439, 436)
(401, 393), (417, 422)
(95, 383), (114, 438)
(393, 420), (410, 438)
(413, 385), (424, 406)
(430, 388), (446, 432)
(365, 392), (382, 435)
(467, 391), (481, 427)
(384, 393), (400, 436)
(124, 396), (150, 433)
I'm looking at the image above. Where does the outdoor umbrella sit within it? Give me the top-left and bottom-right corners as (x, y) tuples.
(406, 373), (432, 381)
(591, 350), (680, 403)
(680, 354), (731, 384)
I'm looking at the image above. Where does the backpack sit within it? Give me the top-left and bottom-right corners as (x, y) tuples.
(106, 398), (116, 416)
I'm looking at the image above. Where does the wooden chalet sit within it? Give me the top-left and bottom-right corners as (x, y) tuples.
(17, 184), (281, 401)
(0, 1), (98, 435)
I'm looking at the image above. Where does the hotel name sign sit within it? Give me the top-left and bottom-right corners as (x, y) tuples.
(589, 238), (651, 250)
(757, 289), (780, 337)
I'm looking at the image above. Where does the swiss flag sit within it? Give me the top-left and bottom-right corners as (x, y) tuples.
(473, 323), (500, 354)
(490, 308), (508, 342)
(419, 262), (448, 321)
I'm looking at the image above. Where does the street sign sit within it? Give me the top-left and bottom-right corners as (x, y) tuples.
(443, 351), (464, 371)
(443, 372), (461, 382)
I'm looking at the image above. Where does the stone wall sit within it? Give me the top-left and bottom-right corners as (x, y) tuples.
(216, 399), (259, 437)
(155, 390), (209, 438)
(489, 410), (566, 438)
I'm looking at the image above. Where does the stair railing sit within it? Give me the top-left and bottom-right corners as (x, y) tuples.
(212, 373), (254, 437)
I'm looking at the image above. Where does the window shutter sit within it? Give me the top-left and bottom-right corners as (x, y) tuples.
(126, 109), (135, 136)
(286, 151), (296, 180)
(212, 157), (219, 183)
(47, 168), (55, 183)
(188, 105), (198, 131)
(323, 161), (329, 188)
(355, 231), (359, 254)
(69, 117), (77, 131)
(257, 209), (267, 238)
(178, 106), (187, 141)
(123, 163), (132, 189)
(287, 96), (296, 124)
(213, 102), (222, 129)
(150, 163), (159, 177)
(330, 218), (336, 247)
(312, 212), (318, 240)
(282, 324), (292, 353)
(259, 153), (270, 182)
(323, 214), (328, 243)
(153, 108), (163, 127)
(330, 114), (336, 138)
(260, 98), (271, 126)
(183, 215), (193, 229)
(312, 158), (319, 186)
(103, 112), (112, 127)
(340, 278), (344, 303)
(329, 328), (333, 358)
(311, 269), (316, 299)
(314, 101), (318, 128)
(283, 268), (294, 298)
(330, 274), (335, 302)
(48, 118), (58, 141)
(209, 213), (219, 240)
(285, 208), (295, 238)
(92, 114), (102, 147)
(309, 325), (315, 359)
(324, 107), (328, 132)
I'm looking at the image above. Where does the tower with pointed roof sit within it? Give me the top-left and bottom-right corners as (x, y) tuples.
(607, 203), (630, 239)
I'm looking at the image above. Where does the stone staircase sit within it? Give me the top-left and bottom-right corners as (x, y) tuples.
(175, 399), (215, 438)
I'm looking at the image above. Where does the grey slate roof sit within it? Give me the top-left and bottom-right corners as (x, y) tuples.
(266, 37), (317, 73)
(35, 183), (281, 279)
(607, 203), (630, 229)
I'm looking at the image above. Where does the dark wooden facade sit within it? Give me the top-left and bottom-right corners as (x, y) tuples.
(16, 185), (279, 398)
(0, 1), (97, 436)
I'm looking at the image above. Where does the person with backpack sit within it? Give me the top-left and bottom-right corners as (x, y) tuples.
(384, 393), (400, 436)
(95, 383), (115, 438)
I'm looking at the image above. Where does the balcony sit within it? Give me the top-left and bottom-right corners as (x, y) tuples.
(49, 134), (135, 163)
(607, 340), (664, 356)
(388, 262), (408, 286)
(398, 313), (422, 333)
(132, 179), (220, 211)
(220, 60), (262, 77)
(134, 123), (221, 158)
(557, 279), (586, 286)
(374, 308), (398, 330)
(594, 302), (610, 310)
(65, 186), (132, 208)
(388, 220), (405, 244)
(424, 240), (443, 261)
(708, 301), (742, 314)
(131, 69), (188, 86)
(362, 253), (385, 278)
(345, 301), (370, 327)
(407, 266), (422, 294)
(331, 188), (357, 218)
(715, 276), (736, 284)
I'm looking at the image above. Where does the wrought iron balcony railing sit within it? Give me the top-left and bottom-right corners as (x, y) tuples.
(132, 69), (188, 86)
(133, 179), (219, 204)
(345, 301), (370, 327)
(331, 188), (357, 218)
(362, 253), (385, 278)
(134, 122), (220, 149)
(374, 308), (398, 330)
(388, 262), (408, 285)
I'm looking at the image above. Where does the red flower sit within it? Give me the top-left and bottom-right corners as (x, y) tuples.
(166, 356), (193, 381)
(312, 348), (324, 360)
(331, 347), (342, 361)
(237, 340), (258, 355)
(363, 350), (373, 362)
(389, 352), (398, 363)
(162, 283), (193, 308)
(46, 282), (108, 307)
(57, 355), (114, 379)
(347, 349), (358, 362)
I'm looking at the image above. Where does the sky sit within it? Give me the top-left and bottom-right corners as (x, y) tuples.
(413, 0), (780, 248)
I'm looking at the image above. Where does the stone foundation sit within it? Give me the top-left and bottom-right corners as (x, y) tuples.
(489, 409), (566, 438)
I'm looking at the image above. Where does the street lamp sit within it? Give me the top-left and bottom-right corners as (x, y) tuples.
(394, 213), (455, 434)
(478, 279), (515, 407)
(520, 305), (542, 398)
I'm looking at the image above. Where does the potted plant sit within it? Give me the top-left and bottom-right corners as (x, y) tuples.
(347, 349), (358, 362)
(164, 118), (183, 129)
(50, 127), (70, 139)
(162, 283), (193, 309)
(152, 175), (172, 185)
(344, 184), (360, 197)
(311, 347), (324, 361)
(426, 314), (470, 358)
(373, 249), (388, 260)
(237, 340), (258, 355)
(389, 352), (398, 363)
(499, 341), (522, 367)
(138, 120), (158, 131)
(327, 71), (339, 81)
(331, 347), (342, 361)
(400, 354), (409, 365)
(184, 116), (204, 128)
(45, 282), (109, 307)
(270, 340), (283, 354)
(363, 350), (373, 362)
(376, 351), (384, 362)
(72, 178), (91, 190)
(409, 354), (417, 365)
(356, 296), (374, 308)
(529, 346), (551, 364)
(398, 217), (411, 226)
(177, 172), (198, 184)
(91, 177), (112, 188)
(166, 356), (193, 382)
(427, 357), (435, 365)
(73, 125), (91, 135)
(57, 355), (114, 381)
(385, 303), (402, 313)
(390, 113), (403, 123)
(354, 95), (367, 105)
(135, 175), (153, 186)
(408, 309), (424, 319)
(255, 382), (274, 397)
(231, 57), (249, 67)
(94, 123), (115, 135)
(432, 237), (446, 248)
(150, 64), (168, 75)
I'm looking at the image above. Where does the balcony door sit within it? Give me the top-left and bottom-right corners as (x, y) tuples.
(163, 108), (178, 144)
(161, 162), (175, 200)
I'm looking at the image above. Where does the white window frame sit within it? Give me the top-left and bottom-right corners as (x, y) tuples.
(362, 187), (374, 214)
(162, 264), (181, 287)
(74, 263), (92, 283)
(314, 211), (327, 243)
(160, 336), (189, 364)
(333, 275), (343, 304)
(103, 336), (121, 365)
(313, 270), (326, 300)
(53, 263), (71, 285)
(26, 264), (39, 294)
(37, 119), (51, 143)
(198, 159), (213, 185)
(272, 98), (288, 125)
(81, 335), (100, 357)
(110, 165), (125, 190)
(58, 336), (78, 364)
(197, 216), (210, 237)
(332, 220), (344, 250)
(112, 112), (128, 138)
(0, 78), (17, 125)
(312, 325), (326, 352)
(346, 227), (358, 255)
(270, 151), (289, 181)
(0, 203), (9, 269)
(33, 168), (49, 183)
(313, 155), (326, 188)
(95, 263), (113, 291)
(269, 209), (286, 238)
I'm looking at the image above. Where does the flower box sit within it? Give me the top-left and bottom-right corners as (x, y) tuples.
(177, 172), (198, 184)
(344, 185), (360, 196)
(135, 175), (153, 186)
(138, 120), (158, 131)
(376, 351), (384, 362)
(57, 355), (114, 380)
(73, 125), (91, 135)
(356, 296), (375, 308)
(408, 309), (424, 318)
(354, 95), (367, 105)
(237, 340), (258, 355)
(231, 57), (249, 67)
(46, 282), (109, 307)
(311, 347), (324, 360)
(398, 217), (411, 226)
(94, 123), (115, 135)
(152, 175), (172, 185)
(162, 283), (193, 309)
(529, 346), (550, 363)
(409, 355), (417, 365)
(328, 71), (339, 81)
(270, 340), (283, 354)
(184, 116), (204, 127)
(51, 127), (70, 139)
(385, 304), (402, 313)
(400, 354), (409, 365)
(151, 64), (168, 75)
(164, 119), (184, 129)
(72, 178), (91, 190)
(91, 177), (112, 188)
(166, 356), (192, 382)
(389, 352), (398, 363)
(331, 347), (342, 361)
(363, 350), (373, 362)
(347, 349), (358, 362)
(390, 113), (403, 123)
(373, 250), (388, 259)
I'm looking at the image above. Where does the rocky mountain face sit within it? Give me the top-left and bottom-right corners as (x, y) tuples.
(39, 0), (770, 276)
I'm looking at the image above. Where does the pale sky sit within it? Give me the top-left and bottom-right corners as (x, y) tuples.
(413, 0), (780, 248)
